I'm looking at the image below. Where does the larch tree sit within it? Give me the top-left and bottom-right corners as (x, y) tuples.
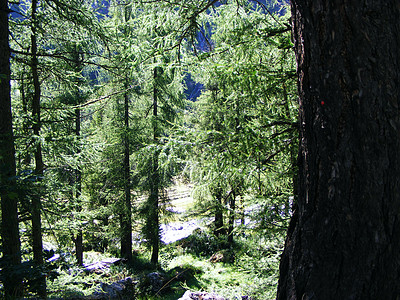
(120, 6), (133, 263)
(0, 0), (22, 297)
(95, 1), (138, 262)
(277, 1), (400, 299)
(108, 2), (186, 265)
(30, 0), (46, 295)
(187, 0), (296, 245)
(10, 0), (106, 272)
(70, 45), (85, 266)
(121, 79), (133, 262)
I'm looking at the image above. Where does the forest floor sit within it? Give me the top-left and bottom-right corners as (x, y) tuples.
(40, 183), (283, 299)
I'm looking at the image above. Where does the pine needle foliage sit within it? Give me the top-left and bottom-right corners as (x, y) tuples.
(184, 0), (297, 238)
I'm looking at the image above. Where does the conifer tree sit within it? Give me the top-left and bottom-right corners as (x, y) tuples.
(186, 1), (296, 241)
(98, 1), (186, 264)
(0, 0), (22, 296)
(29, 0), (47, 295)
(9, 0), (106, 275)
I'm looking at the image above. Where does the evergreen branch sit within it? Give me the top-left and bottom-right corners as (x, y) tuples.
(260, 149), (282, 166)
(195, 0), (219, 16)
(135, 0), (191, 9)
(10, 48), (118, 73)
(269, 127), (296, 140)
(252, 0), (288, 28)
(154, 0), (219, 58)
(42, 208), (65, 217)
(74, 86), (139, 109)
(262, 120), (298, 129)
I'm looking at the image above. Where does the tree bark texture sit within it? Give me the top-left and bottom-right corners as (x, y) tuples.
(0, 1), (22, 297)
(277, 1), (400, 299)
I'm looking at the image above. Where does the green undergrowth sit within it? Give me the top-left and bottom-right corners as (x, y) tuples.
(43, 228), (283, 299)
(159, 229), (283, 300)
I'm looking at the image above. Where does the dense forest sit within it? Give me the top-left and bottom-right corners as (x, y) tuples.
(2, 0), (399, 299)
(1, 0), (297, 298)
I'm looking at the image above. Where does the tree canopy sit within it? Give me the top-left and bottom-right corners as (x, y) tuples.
(0, 0), (301, 298)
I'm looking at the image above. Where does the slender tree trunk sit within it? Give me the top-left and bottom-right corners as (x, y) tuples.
(149, 155), (160, 265)
(69, 46), (85, 266)
(150, 67), (160, 265)
(0, 1), (22, 297)
(74, 106), (83, 266)
(227, 191), (236, 246)
(30, 0), (46, 296)
(213, 187), (224, 237)
(31, 0), (44, 265)
(74, 232), (83, 266)
(227, 102), (241, 245)
(239, 195), (245, 226)
(119, 7), (133, 263)
(121, 81), (133, 262)
(20, 75), (31, 166)
(277, 1), (400, 299)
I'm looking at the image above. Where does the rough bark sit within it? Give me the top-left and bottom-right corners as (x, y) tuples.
(0, 1), (22, 297)
(277, 1), (400, 299)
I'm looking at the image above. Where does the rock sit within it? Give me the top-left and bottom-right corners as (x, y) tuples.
(136, 271), (166, 294)
(168, 266), (200, 281)
(178, 290), (226, 300)
(91, 277), (135, 299)
(147, 272), (165, 293)
(160, 220), (201, 244)
(84, 257), (121, 272)
(209, 250), (234, 263)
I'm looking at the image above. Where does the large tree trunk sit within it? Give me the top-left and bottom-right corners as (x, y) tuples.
(277, 1), (400, 299)
(0, 1), (22, 297)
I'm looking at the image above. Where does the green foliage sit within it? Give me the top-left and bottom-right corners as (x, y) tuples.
(161, 227), (283, 300)
(5, 0), (296, 297)
(170, 228), (231, 257)
(180, 0), (297, 239)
